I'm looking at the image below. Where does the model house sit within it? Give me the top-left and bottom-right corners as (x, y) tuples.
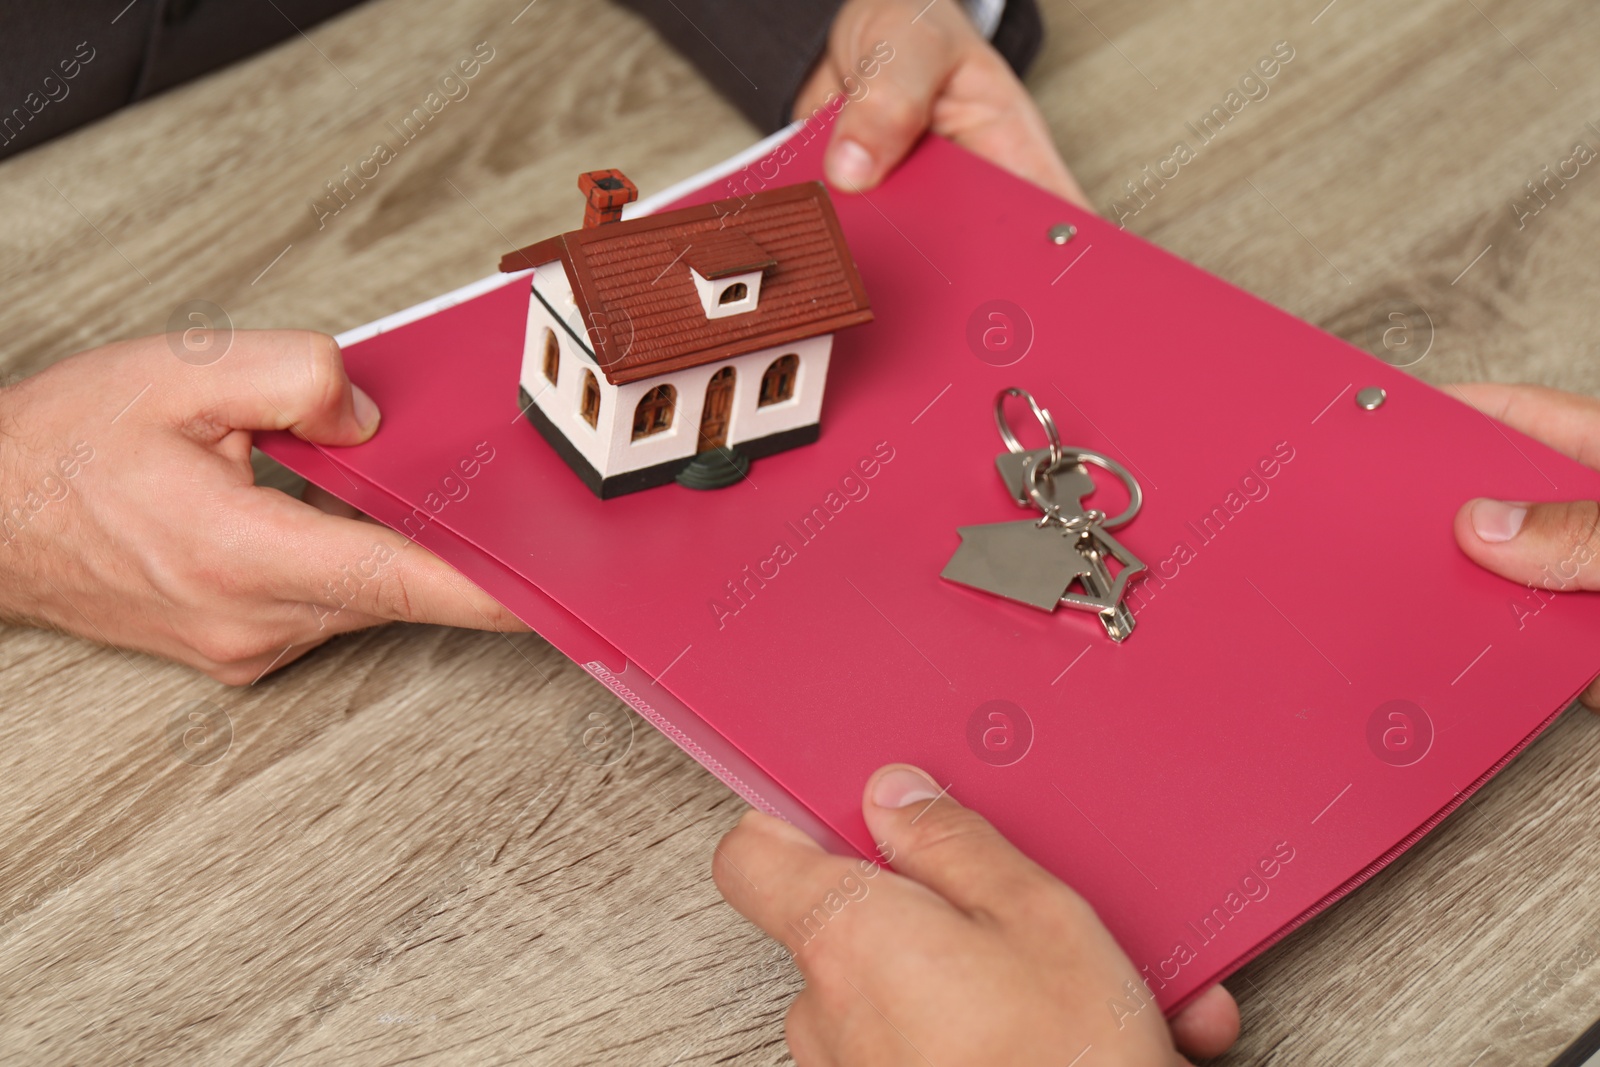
(499, 170), (873, 498)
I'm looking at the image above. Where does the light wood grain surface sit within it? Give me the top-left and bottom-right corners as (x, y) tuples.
(3, 1), (1599, 1063)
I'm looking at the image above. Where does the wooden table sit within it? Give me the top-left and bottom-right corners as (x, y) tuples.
(3, 1), (1598, 1062)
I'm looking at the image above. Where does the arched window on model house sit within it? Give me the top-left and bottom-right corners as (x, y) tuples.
(759, 353), (799, 406)
(580, 370), (600, 428)
(542, 327), (559, 385)
(632, 384), (676, 440)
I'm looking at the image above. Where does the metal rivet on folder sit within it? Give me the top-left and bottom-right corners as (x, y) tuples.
(1356, 387), (1387, 411)
(1048, 223), (1077, 245)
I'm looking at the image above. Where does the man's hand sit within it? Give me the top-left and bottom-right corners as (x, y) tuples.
(1452, 382), (1600, 709)
(795, 0), (1089, 207)
(0, 330), (524, 684)
(714, 764), (1240, 1066)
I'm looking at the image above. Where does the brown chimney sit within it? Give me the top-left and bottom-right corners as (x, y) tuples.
(579, 169), (638, 228)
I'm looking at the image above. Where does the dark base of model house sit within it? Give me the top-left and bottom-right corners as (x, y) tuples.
(519, 386), (821, 499)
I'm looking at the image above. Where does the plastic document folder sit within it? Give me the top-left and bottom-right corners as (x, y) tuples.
(261, 122), (1600, 1011)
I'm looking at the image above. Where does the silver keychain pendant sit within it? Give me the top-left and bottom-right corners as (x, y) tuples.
(942, 388), (1147, 642)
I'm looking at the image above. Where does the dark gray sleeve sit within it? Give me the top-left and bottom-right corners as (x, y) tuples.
(0, 0), (366, 161)
(0, 1), (151, 160)
(611, 0), (1046, 134)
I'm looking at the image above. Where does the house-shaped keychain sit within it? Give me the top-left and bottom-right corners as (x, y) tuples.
(500, 170), (874, 498)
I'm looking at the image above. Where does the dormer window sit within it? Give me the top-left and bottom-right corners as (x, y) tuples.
(692, 268), (761, 318)
(685, 230), (776, 320)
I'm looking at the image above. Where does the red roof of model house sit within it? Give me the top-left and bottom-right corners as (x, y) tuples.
(499, 179), (872, 386)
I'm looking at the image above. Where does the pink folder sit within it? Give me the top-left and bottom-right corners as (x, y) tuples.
(261, 124), (1600, 1011)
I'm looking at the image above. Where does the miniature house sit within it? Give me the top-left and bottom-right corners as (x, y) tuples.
(500, 170), (873, 498)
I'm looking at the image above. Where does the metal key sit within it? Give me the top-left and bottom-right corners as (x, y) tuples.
(946, 389), (1148, 642)
(942, 516), (1103, 612)
(1028, 450), (1144, 640)
(1059, 524), (1140, 642)
(995, 449), (1095, 511)
(947, 451), (1146, 641)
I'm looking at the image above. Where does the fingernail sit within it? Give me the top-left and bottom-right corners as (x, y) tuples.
(828, 138), (874, 189)
(871, 766), (940, 809)
(351, 384), (381, 434)
(1471, 498), (1526, 543)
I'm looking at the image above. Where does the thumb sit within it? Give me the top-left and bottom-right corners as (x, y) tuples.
(1170, 983), (1242, 1060)
(162, 329), (381, 446)
(1455, 498), (1600, 593)
(823, 21), (958, 191)
(861, 764), (1055, 915)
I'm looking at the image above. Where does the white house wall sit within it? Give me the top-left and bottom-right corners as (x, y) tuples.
(623, 335), (833, 474)
(522, 260), (579, 340)
(519, 272), (834, 479)
(719, 335), (831, 451)
(518, 265), (616, 476)
(603, 334), (831, 476)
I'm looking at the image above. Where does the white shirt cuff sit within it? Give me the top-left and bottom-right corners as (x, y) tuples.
(961, 0), (1007, 39)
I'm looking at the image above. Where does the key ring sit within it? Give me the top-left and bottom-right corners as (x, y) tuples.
(994, 388), (1062, 467)
(1023, 449), (1143, 530)
(1035, 505), (1107, 535)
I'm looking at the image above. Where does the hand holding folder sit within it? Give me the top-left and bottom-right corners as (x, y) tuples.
(705, 380), (1600, 1063)
(259, 120), (1600, 1014)
(717, 765), (1243, 1063)
(1447, 382), (1600, 713)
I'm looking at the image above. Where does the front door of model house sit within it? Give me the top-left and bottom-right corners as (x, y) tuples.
(698, 367), (735, 451)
